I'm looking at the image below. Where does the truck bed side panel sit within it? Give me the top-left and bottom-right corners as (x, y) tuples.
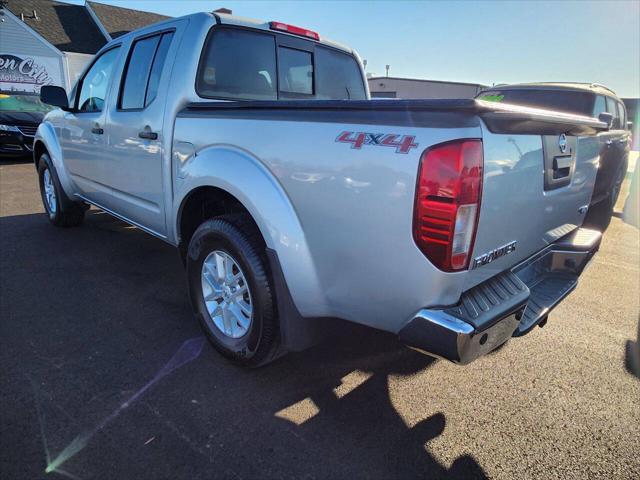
(174, 112), (481, 332)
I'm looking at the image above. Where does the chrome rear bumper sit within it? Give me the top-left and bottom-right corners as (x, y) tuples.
(399, 228), (601, 364)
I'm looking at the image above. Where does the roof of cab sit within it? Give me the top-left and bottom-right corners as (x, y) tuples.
(97, 11), (355, 58)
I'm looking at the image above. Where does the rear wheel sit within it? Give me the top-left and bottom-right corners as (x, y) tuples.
(37, 153), (85, 227)
(583, 163), (626, 232)
(186, 214), (281, 367)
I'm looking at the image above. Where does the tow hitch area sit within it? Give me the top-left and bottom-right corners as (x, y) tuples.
(399, 228), (601, 364)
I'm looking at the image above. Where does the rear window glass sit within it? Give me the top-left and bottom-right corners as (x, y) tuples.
(316, 46), (366, 100)
(0, 93), (54, 112)
(197, 29), (277, 100)
(196, 28), (365, 101)
(477, 89), (595, 116)
(278, 47), (313, 96)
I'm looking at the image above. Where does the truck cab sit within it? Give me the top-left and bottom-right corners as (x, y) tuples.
(39, 13), (368, 238)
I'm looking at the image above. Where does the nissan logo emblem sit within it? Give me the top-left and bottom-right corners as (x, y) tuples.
(558, 133), (568, 154)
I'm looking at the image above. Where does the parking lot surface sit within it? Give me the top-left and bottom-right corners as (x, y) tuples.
(1, 159), (639, 480)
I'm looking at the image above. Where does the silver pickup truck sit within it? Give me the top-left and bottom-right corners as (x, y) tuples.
(35, 12), (606, 367)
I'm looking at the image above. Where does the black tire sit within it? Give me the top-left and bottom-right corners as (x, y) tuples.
(583, 164), (626, 232)
(37, 153), (86, 227)
(186, 214), (281, 367)
(583, 198), (612, 232)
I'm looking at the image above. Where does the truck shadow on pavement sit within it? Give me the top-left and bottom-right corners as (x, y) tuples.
(1, 210), (487, 479)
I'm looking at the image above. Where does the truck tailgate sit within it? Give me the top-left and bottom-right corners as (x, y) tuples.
(464, 125), (601, 289)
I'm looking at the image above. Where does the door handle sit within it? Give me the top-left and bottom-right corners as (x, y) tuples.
(138, 130), (158, 140)
(91, 127), (104, 135)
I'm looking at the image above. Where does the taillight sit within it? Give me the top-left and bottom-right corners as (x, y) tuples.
(269, 21), (320, 40)
(413, 139), (483, 272)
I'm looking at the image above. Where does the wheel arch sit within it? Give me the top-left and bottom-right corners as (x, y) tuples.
(173, 145), (328, 319)
(177, 186), (262, 258)
(33, 122), (75, 196)
(33, 140), (47, 168)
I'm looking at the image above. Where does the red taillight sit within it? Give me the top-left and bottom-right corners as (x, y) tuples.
(413, 139), (483, 272)
(269, 21), (320, 40)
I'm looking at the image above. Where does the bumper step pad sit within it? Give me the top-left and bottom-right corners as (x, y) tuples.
(445, 271), (528, 331)
(514, 274), (577, 336)
(399, 228), (601, 364)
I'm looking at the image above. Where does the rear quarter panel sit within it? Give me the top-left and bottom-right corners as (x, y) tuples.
(174, 115), (482, 332)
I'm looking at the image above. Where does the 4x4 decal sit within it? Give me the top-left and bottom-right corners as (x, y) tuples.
(336, 131), (419, 154)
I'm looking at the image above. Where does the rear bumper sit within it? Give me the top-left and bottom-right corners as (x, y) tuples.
(399, 227), (601, 364)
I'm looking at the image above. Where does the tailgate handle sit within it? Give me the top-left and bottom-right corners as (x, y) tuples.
(553, 155), (572, 179)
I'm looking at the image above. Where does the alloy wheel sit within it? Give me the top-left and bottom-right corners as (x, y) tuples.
(201, 250), (253, 338)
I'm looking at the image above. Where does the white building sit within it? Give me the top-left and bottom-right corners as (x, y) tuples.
(368, 76), (486, 99)
(0, 0), (168, 94)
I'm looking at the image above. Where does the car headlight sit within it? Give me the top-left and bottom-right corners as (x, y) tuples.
(0, 124), (20, 132)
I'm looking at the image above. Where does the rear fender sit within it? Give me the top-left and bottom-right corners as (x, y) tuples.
(173, 144), (328, 318)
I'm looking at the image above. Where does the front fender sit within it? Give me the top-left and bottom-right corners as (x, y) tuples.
(173, 144), (328, 318)
(34, 115), (74, 196)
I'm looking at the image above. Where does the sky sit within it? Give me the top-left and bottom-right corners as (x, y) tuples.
(67, 0), (640, 97)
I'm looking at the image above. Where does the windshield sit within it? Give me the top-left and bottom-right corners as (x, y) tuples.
(476, 89), (595, 116)
(0, 93), (55, 112)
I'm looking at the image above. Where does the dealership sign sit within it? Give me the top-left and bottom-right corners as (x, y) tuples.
(0, 54), (62, 93)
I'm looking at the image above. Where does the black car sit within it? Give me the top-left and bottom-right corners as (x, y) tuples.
(476, 83), (631, 230)
(0, 92), (55, 158)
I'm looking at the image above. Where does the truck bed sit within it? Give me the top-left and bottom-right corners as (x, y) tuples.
(173, 98), (606, 337)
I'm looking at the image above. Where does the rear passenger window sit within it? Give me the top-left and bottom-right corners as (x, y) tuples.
(278, 47), (313, 96)
(196, 29), (277, 100)
(145, 33), (174, 106)
(120, 32), (174, 110)
(316, 46), (366, 100)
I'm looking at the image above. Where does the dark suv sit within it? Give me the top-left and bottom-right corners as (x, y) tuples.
(476, 83), (631, 230)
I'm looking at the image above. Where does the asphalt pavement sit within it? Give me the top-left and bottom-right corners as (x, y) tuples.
(1, 158), (638, 480)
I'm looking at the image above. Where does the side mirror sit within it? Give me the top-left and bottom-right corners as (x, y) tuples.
(40, 86), (71, 111)
(627, 121), (633, 131)
(598, 112), (613, 129)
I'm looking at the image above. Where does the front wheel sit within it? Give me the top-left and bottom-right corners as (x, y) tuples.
(37, 153), (85, 227)
(186, 215), (281, 367)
